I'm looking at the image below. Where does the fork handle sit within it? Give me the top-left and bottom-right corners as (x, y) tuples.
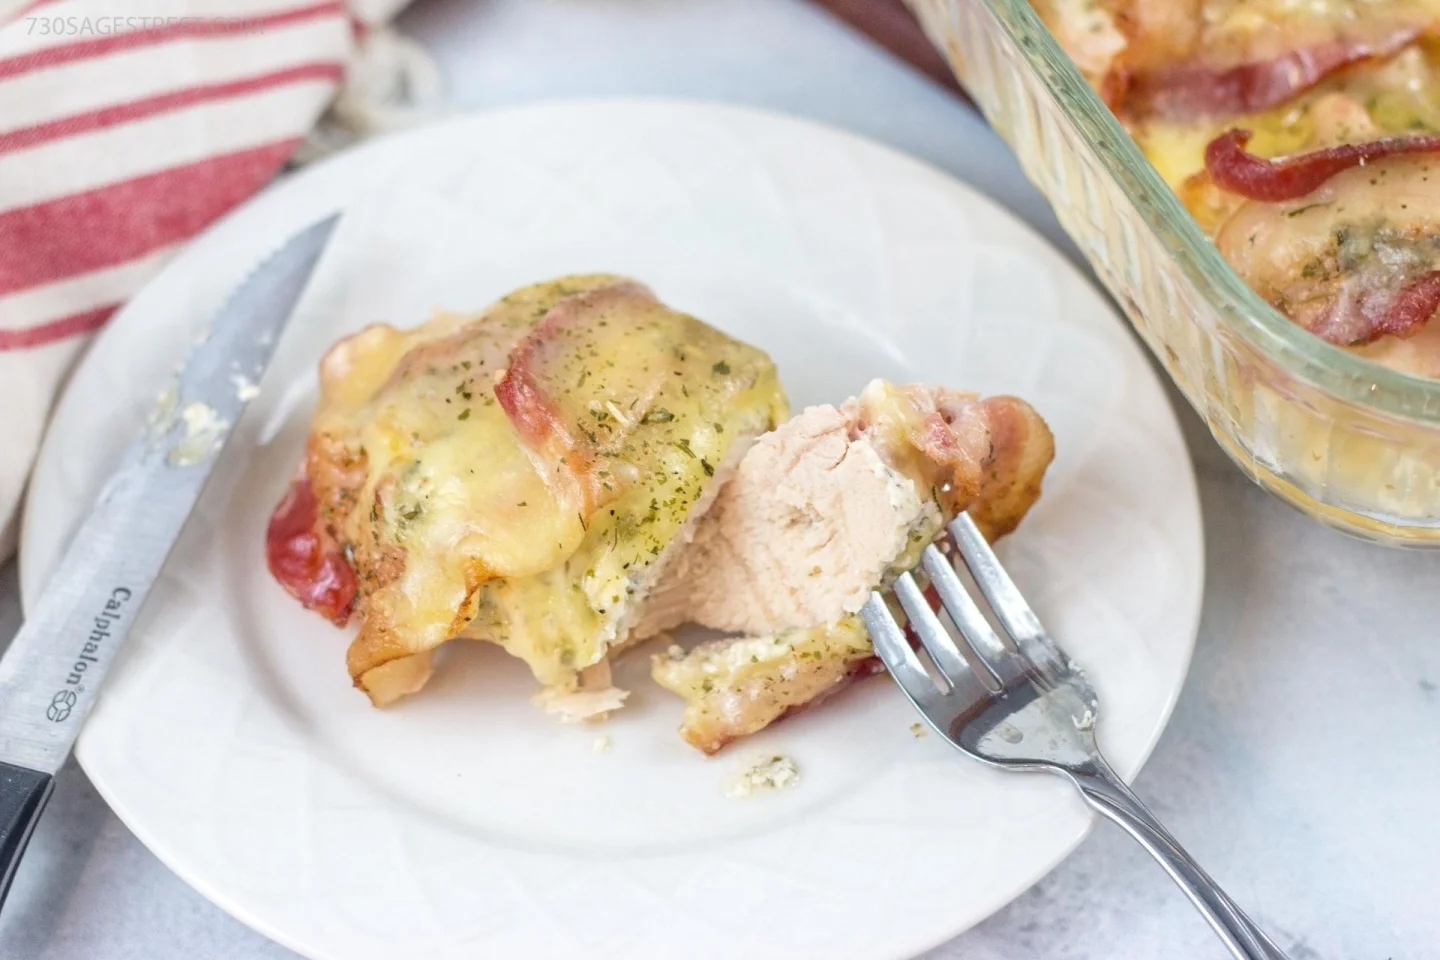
(1070, 764), (1289, 960)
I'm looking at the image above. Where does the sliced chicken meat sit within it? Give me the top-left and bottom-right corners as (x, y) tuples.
(649, 380), (1054, 753)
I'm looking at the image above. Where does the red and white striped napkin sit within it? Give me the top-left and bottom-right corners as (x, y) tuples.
(0, 0), (425, 558)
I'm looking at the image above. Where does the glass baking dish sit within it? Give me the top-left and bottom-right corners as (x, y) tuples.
(908, 0), (1440, 546)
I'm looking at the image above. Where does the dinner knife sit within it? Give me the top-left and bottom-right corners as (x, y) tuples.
(0, 212), (341, 911)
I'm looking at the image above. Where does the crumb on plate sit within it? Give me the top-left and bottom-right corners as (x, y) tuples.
(724, 754), (799, 798)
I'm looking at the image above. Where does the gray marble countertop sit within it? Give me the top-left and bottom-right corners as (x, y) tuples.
(2, 1), (1437, 957)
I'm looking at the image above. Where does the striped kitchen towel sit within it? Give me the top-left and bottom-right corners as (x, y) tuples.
(0, 0), (433, 559)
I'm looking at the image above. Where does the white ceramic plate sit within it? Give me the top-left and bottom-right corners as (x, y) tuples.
(21, 101), (1202, 960)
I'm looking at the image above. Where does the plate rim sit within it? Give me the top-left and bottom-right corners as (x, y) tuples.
(19, 97), (1205, 960)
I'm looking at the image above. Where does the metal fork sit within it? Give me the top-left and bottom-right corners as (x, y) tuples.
(861, 513), (1288, 960)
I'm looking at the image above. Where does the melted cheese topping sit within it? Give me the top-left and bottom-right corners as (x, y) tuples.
(1137, 45), (1440, 191)
(308, 275), (788, 696)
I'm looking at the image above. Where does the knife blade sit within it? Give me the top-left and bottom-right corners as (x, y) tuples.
(0, 212), (341, 909)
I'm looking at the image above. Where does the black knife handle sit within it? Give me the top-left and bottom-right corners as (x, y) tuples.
(0, 761), (53, 911)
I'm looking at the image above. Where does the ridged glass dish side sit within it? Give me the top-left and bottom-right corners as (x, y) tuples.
(909, 0), (1440, 545)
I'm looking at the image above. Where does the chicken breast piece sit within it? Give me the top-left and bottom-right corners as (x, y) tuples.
(267, 275), (788, 707)
(1215, 153), (1440, 353)
(649, 380), (1054, 753)
(644, 380), (1054, 637)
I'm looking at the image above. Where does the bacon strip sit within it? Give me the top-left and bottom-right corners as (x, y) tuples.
(494, 283), (645, 513)
(493, 350), (605, 516)
(1131, 30), (1419, 121)
(1303, 272), (1440, 346)
(266, 472), (356, 626)
(1205, 129), (1440, 202)
(492, 361), (577, 466)
(1366, 272), (1440, 344)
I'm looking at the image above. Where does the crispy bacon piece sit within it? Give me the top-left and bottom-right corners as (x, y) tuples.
(492, 361), (599, 506)
(1304, 270), (1440, 347)
(1131, 30), (1420, 121)
(493, 282), (650, 515)
(1205, 128), (1440, 202)
(266, 473), (357, 626)
(492, 363), (564, 454)
(1366, 272), (1440, 343)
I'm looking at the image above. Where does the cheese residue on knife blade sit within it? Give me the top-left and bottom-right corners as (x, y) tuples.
(149, 383), (179, 438)
(231, 373), (260, 401)
(168, 401), (229, 467)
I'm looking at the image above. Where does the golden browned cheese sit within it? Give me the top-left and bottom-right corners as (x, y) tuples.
(1033, 0), (1440, 115)
(304, 275), (788, 705)
(1145, 49), (1440, 196)
(1128, 0), (1436, 78)
(1030, 0), (1440, 366)
(650, 381), (1055, 754)
(652, 618), (878, 755)
(1025, 0), (1440, 190)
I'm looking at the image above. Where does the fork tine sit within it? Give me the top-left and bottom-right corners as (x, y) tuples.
(892, 571), (978, 689)
(950, 512), (1068, 676)
(860, 592), (938, 703)
(919, 544), (1022, 686)
(949, 513), (1043, 640)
